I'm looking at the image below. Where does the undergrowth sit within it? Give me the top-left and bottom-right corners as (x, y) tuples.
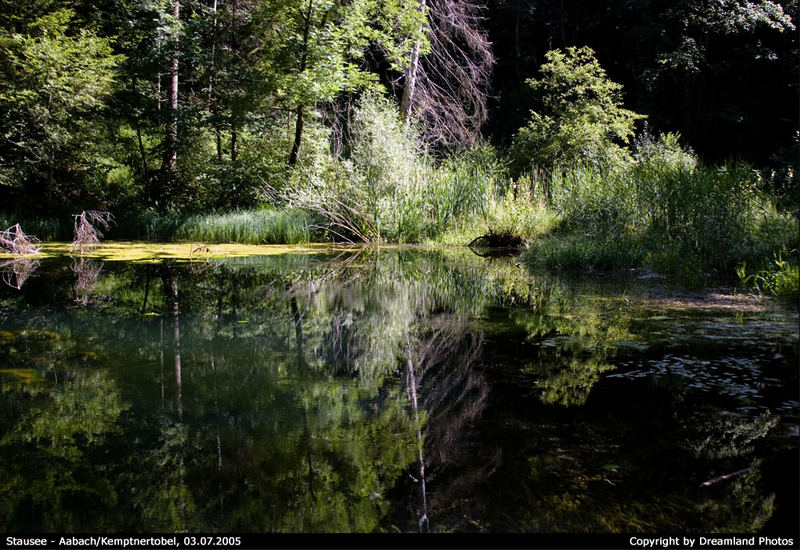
(521, 134), (798, 280)
(737, 253), (799, 303)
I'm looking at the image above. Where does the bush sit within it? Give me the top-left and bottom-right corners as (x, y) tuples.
(288, 95), (494, 243)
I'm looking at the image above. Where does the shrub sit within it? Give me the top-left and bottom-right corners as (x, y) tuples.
(288, 95), (494, 243)
(521, 134), (798, 278)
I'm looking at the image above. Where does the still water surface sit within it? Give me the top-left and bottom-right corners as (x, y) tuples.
(0, 246), (797, 533)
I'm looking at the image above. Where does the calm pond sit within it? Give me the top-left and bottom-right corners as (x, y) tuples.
(0, 245), (797, 534)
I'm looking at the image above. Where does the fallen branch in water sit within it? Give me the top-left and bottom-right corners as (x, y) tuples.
(700, 466), (756, 487)
(72, 211), (114, 254)
(0, 224), (41, 255)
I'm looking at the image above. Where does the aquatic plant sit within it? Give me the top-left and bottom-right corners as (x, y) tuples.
(737, 253), (799, 302)
(113, 207), (318, 244)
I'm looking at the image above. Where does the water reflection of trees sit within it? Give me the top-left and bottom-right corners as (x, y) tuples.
(0, 362), (126, 530)
(396, 316), (501, 532)
(0, 249), (792, 533)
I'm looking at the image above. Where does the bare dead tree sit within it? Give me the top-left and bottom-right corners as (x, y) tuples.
(1, 224), (41, 255)
(400, 0), (495, 148)
(72, 211), (115, 254)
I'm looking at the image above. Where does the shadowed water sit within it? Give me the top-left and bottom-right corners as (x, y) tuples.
(0, 247), (797, 534)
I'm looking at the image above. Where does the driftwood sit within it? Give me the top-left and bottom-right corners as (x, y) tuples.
(0, 224), (41, 255)
(72, 211), (114, 254)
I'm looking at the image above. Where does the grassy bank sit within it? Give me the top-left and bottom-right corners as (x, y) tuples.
(516, 159), (797, 296)
(116, 208), (320, 244)
(2, 207), (321, 245)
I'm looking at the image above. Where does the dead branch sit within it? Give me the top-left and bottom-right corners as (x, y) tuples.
(72, 211), (115, 254)
(401, 0), (495, 148)
(0, 224), (42, 255)
(700, 466), (756, 487)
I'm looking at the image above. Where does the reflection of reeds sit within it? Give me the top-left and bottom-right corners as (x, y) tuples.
(0, 257), (40, 289)
(72, 257), (103, 304)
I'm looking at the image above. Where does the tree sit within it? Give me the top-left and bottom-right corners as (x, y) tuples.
(486, 0), (796, 168)
(252, 0), (424, 167)
(165, 0), (180, 172)
(0, 8), (122, 211)
(509, 46), (645, 174)
(400, 0), (494, 148)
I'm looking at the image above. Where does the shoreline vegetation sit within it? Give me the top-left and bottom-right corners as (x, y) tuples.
(3, 38), (798, 302)
(3, 155), (798, 301)
(3, 141), (798, 300)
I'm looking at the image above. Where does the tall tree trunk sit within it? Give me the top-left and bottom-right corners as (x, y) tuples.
(130, 76), (150, 186)
(210, 0), (222, 162)
(288, 106), (304, 167)
(400, 0), (426, 124)
(166, 0), (180, 171)
(231, 130), (238, 162)
(288, 0), (314, 167)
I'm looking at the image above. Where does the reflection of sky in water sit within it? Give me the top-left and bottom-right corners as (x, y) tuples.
(609, 355), (776, 400)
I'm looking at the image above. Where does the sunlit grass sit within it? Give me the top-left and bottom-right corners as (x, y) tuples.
(429, 199), (557, 246)
(115, 207), (320, 244)
(521, 162), (798, 278)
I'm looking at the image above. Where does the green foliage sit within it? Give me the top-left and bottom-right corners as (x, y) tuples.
(509, 47), (645, 175)
(0, 8), (122, 208)
(737, 253), (799, 303)
(525, 233), (647, 272)
(257, 0), (425, 108)
(523, 134), (798, 278)
(289, 95), (493, 243)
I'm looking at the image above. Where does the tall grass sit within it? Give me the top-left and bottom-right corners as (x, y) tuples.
(0, 214), (70, 241)
(115, 207), (319, 244)
(737, 253), (799, 302)
(3, 208), (320, 244)
(523, 134), (798, 277)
